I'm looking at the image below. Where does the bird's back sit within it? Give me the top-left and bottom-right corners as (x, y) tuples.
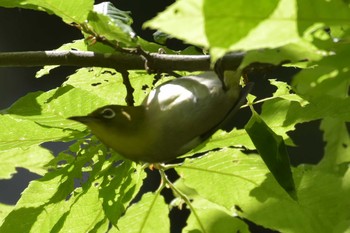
(139, 72), (240, 162)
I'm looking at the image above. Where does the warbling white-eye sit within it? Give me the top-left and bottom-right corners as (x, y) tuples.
(69, 68), (250, 163)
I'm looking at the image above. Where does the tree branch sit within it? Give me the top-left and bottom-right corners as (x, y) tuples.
(0, 50), (245, 72)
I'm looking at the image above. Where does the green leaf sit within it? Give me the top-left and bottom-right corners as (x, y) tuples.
(0, 0), (93, 23)
(113, 192), (170, 233)
(85, 2), (137, 46)
(293, 44), (350, 99)
(0, 113), (77, 151)
(0, 203), (14, 224)
(204, 0), (299, 58)
(284, 45), (350, 125)
(153, 31), (172, 45)
(58, 183), (106, 233)
(0, 81), (107, 150)
(283, 96), (350, 127)
(0, 167), (76, 232)
(176, 149), (275, 211)
(0, 145), (53, 179)
(99, 161), (147, 226)
(183, 198), (250, 233)
(269, 79), (306, 103)
(318, 118), (350, 172)
(0, 139), (145, 232)
(240, 41), (322, 68)
(260, 99), (298, 145)
(176, 150), (350, 232)
(187, 128), (255, 157)
(297, 0), (350, 33)
(144, 0), (209, 47)
(63, 68), (155, 106)
(245, 109), (296, 199)
(256, 80), (309, 144)
(94, 2), (133, 25)
(145, 0), (301, 58)
(293, 166), (350, 233)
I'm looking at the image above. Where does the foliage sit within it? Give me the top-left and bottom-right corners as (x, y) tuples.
(0, 0), (350, 233)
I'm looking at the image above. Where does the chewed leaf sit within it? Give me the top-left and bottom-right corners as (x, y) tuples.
(86, 2), (137, 46)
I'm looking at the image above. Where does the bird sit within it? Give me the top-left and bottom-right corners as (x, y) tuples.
(68, 69), (251, 163)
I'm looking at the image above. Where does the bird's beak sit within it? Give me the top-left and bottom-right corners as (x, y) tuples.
(68, 116), (96, 124)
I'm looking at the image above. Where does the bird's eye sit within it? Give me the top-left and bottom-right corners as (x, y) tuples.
(101, 108), (116, 119)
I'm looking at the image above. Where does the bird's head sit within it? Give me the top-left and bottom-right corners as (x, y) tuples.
(69, 105), (145, 146)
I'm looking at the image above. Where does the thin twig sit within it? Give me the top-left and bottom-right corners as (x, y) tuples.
(158, 168), (207, 233)
(120, 70), (135, 106)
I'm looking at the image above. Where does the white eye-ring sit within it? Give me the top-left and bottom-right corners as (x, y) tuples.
(101, 108), (116, 119)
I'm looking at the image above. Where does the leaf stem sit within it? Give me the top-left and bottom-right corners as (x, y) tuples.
(157, 166), (207, 233)
(240, 94), (296, 109)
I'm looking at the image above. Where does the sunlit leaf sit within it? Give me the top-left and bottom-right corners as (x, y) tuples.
(0, 0), (93, 23)
(0, 140), (145, 232)
(318, 118), (350, 171)
(144, 0), (208, 47)
(183, 198), (250, 233)
(0, 145), (53, 179)
(114, 192), (170, 233)
(177, 150), (350, 232)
